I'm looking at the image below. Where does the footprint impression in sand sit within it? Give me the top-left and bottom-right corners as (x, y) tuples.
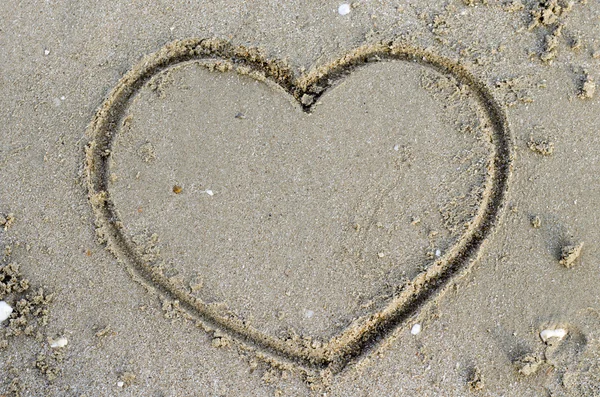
(85, 39), (511, 371)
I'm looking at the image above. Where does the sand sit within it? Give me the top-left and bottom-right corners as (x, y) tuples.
(1, 0), (599, 396)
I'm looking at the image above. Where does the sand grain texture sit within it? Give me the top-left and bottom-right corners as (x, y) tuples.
(1, 0), (599, 396)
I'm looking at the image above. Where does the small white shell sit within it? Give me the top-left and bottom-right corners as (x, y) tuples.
(50, 337), (68, 349)
(0, 301), (13, 323)
(540, 328), (567, 343)
(411, 323), (422, 335)
(338, 3), (351, 15)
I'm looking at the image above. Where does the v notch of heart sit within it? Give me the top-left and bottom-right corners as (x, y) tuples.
(85, 38), (512, 374)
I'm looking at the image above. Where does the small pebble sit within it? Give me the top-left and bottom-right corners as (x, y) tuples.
(338, 3), (351, 15)
(411, 323), (421, 335)
(435, 249), (441, 257)
(205, 189), (214, 196)
(0, 301), (13, 323)
(44, 49), (50, 56)
(117, 381), (124, 388)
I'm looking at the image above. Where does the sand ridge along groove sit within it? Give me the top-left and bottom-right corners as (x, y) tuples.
(85, 38), (512, 373)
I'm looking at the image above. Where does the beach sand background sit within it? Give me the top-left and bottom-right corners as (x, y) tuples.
(1, 0), (599, 395)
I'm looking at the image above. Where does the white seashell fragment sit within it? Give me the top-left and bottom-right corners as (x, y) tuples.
(338, 3), (351, 15)
(540, 328), (567, 343)
(411, 323), (421, 335)
(50, 337), (68, 348)
(0, 301), (13, 323)
(205, 189), (214, 196)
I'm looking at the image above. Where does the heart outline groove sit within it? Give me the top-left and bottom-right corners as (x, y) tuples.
(85, 38), (512, 373)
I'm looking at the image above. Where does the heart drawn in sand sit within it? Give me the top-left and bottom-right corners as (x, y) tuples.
(85, 38), (511, 373)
